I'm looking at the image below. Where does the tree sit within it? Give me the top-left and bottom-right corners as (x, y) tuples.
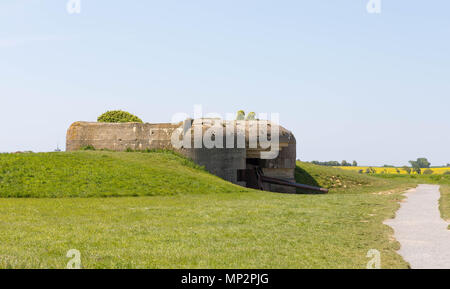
(409, 158), (431, 169)
(236, 110), (245, 120)
(412, 166), (422, 175)
(352, 160), (358, 167)
(311, 161), (341, 166)
(246, 112), (256, 120)
(341, 160), (350, 166)
(417, 158), (431, 168)
(409, 158), (431, 175)
(97, 110), (143, 123)
(402, 166), (412, 175)
(447, 164), (450, 167)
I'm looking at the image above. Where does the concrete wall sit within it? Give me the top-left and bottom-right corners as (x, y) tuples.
(259, 136), (296, 170)
(182, 147), (246, 184)
(261, 168), (296, 194)
(258, 136), (296, 193)
(66, 122), (179, 151)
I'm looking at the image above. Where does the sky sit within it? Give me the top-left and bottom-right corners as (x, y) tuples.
(0, 0), (449, 166)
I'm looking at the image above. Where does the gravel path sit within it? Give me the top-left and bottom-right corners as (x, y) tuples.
(385, 184), (450, 269)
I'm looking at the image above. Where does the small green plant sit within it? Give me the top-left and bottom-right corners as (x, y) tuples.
(246, 112), (256, 120)
(236, 110), (245, 120)
(97, 110), (143, 123)
(81, 145), (96, 151)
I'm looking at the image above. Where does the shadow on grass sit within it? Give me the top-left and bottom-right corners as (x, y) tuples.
(294, 166), (324, 194)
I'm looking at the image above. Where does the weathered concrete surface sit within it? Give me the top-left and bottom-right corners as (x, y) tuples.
(384, 185), (450, 269)
(182, 146), (246, 184)
(66, 122), (180, 151)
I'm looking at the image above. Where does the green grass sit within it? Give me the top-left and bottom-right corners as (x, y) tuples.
(0, 151), (248, 197)
(368, 173), (450, 225)
(295, 161), (410, 194)
(439, 186), (450, 227)
(0, 192), (408, 269)
(0, 152), (414, 268)
(371, 173), (450, 186)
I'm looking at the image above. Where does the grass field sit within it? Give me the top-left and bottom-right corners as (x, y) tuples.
(337, 170), (450, 230)
(0, 190), (409, 269)
(295, 162), (409, 194)
(0, 152), (416, 268)
(0, 151), (248, 197)
(439, 186), (450, 224)
(339, 166), (450, 175)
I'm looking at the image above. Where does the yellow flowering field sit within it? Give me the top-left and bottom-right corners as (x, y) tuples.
(337, 166), (450, 175)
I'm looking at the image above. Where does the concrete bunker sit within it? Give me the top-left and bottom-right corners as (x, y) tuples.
(66, 119), (327, 194)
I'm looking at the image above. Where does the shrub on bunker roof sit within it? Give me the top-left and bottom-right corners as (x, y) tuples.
(97, 110), (143, 123)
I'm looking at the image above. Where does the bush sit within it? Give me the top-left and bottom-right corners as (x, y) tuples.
(97, 110), (143, 123)
(246, 112), (256, 120)
(81, 145), (95, 151)
(423, 169), (434, 175)
(236, 110), (245, 120)
(444, 171), (450, 175)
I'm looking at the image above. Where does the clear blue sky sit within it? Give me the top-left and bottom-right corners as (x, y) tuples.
(1, 0), (449, 166)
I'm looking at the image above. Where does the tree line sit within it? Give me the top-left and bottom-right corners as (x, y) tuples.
(311, 160), (358, 167)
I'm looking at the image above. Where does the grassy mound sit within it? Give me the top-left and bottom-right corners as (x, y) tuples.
(0, 151), (249, 198)
(295, 161), (408, 194)
(0, 152), (410, 198)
